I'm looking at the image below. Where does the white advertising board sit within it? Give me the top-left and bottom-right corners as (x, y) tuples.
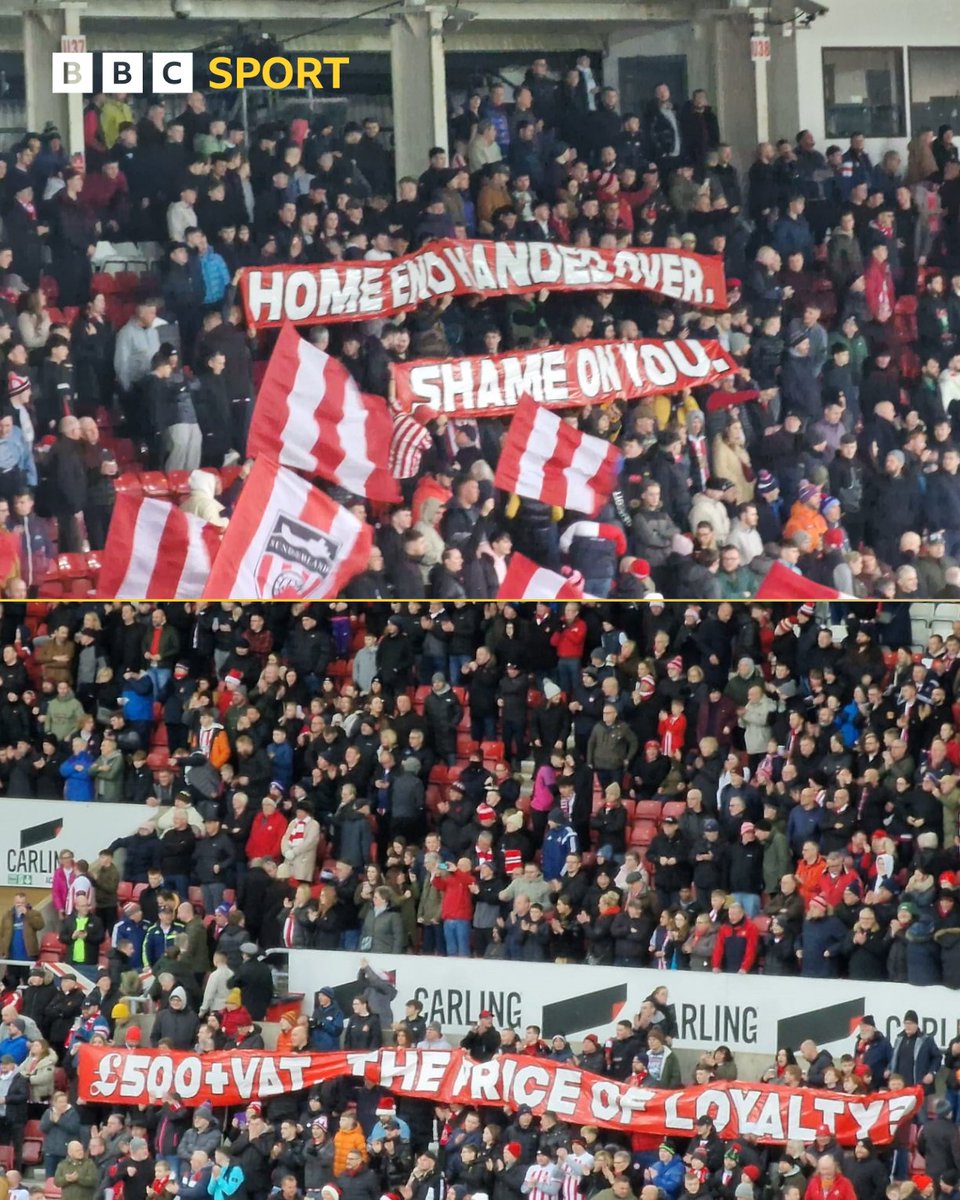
(289, 948), (960, 1057)
(0, 798), (154, 888)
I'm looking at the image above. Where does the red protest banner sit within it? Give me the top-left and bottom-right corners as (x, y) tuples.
(238, 241), (729, 329)
(391, 338), (736, 419)
(77, 1047), (920, 1147)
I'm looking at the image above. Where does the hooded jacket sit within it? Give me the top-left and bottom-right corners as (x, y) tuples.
(310, 989), (345, 1051)
(180, 469), (229, 527)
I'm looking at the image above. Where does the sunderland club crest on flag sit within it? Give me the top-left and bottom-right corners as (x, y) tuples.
(203, 457), (372, 600)
(256, 513), (344, 597)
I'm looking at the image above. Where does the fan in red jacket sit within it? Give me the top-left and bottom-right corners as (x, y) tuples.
(711, 903), (760, 974)
(803, 1155), (857, 1200)
(245, 795), (288, 862)
(431, 859), (475, 920)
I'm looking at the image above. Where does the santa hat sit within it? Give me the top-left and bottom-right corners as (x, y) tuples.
(629, 558), (651, 579)
(505, 1143), (522, 1159)
(321, 1187), (342, 1200)
(376, 1098), (397, 1116)
(224, 670), (243, 689)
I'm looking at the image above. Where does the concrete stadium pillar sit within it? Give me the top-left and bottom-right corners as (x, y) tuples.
(23, 2), (85, 158)
(390, 5), (448, 184)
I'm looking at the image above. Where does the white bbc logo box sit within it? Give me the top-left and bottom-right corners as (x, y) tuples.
(52, 51), (194, 94)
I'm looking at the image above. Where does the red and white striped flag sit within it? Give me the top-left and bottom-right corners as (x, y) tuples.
(95, 493), (223, 599)
(497, 552), (590, 600)
(248, 322), (401, 502)
(203, 457), (373, 599)
(493, 397), (621, 516)
(389, 407), (435, 479)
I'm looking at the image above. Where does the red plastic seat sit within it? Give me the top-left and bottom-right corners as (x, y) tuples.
(634, 800), (662, 822)
(114, 270), (142, 296)
(166, 469), (193, 496)
(91, 272), (118, 295)
(661, 800), (687, 822)
(630, 820), (657, 846)
(139, 471), (171, 498)
(40, 553), (90, 582)
(114, 472), (144, 497)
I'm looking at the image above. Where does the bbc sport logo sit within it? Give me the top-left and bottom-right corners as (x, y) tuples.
(52, 51), (350, 94)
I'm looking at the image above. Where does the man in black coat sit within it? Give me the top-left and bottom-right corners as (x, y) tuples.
(46, 415), (87, 552)
(228, 943), (274, 1020)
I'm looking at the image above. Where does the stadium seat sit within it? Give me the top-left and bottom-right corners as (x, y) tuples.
(635, 800), (662, 822)
(117, 881), (134, 904)
(91, 271), (118, 294)
(166, 469), (194, 496)
(662, 800), (686, 822)
(22, 1120), (43, 1165)
(0, 1146), (14, 1171)
(630, 820), (657, 846)
(114, 473), (144, 497)
(139, 471), (171, 498)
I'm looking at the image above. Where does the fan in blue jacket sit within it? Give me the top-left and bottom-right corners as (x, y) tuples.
(647, 1144), (685, 1199)
(59, 739), (95, 801)
(541, 811), (580, 882)
(309, 987), (345, 1051)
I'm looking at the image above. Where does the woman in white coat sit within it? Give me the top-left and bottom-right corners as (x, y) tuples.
(278, 797), (321, 882)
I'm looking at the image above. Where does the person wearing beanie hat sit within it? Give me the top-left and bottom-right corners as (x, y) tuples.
(888, 1008), (940, 1094)
(784, 479), (828, 551)
(647, 1140), (684, 1195)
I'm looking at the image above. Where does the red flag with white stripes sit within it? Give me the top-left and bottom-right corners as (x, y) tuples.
(203, 457), (373, 599)
(248, 322), (401, 502)
(95, 493), (223, 599)
(493, 397), (620, 516)
(497, 553), (589, 600)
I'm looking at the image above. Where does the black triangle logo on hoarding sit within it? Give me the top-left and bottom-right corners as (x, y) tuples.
(541, 984), (628, 1039)
(776, 997), (866, 1050)
(20, 819), (64, 850)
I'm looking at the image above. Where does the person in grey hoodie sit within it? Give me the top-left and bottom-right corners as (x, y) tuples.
(150, 986), (199, 1050)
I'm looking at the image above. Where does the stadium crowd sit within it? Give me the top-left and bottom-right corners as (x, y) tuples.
(1, 70), (960, 595)
(0, 600), (956, 1198)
